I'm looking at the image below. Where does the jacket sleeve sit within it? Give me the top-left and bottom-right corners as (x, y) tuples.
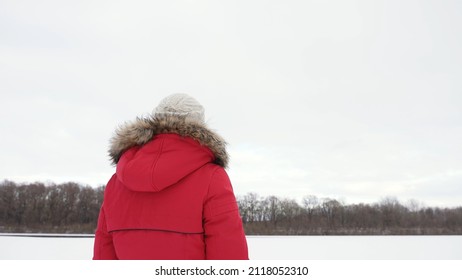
(93, 205), (118, 260)
(203, 167), (249, 260)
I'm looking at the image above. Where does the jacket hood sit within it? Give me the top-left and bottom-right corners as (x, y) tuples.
(108, 115), (229, 192)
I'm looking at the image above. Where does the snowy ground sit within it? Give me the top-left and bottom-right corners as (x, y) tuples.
(1, 234), (461, 260)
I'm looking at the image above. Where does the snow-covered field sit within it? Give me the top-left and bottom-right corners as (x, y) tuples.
(1, 234), (461, 260)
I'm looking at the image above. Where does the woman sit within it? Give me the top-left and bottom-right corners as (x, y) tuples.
(93, 93), (248, 260)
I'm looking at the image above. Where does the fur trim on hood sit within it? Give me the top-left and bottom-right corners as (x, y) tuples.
(108, 115), (229, 168)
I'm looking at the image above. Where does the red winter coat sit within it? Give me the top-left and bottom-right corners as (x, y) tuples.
(93, 116), (248, 260)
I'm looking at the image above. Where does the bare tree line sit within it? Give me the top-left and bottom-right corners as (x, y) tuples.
(0, 180), (103, 233)
(1, 180), (461, 234)
(238, 193), (462, 235)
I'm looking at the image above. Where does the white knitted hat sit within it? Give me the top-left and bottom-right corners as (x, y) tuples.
(153, 93), (205, 123)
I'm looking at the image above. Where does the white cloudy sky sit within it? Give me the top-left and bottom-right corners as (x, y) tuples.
(1, 0), (461, 207)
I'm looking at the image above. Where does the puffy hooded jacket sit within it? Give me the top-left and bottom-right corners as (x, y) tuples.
(93, 116), (248, 260)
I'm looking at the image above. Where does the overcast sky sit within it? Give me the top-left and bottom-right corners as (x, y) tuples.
(1, 0), (461, 207)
